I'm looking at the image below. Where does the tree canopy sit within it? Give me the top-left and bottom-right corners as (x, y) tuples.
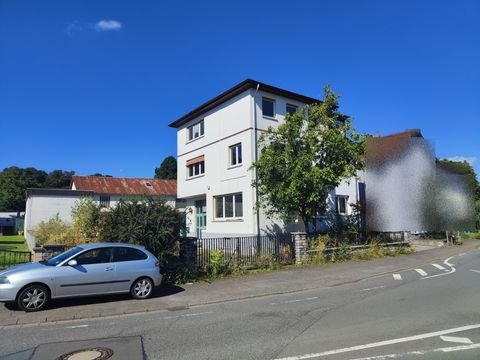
(252, 86), (366, 232)
(154, 156), (177, 180)
(0, 167), (74, 212)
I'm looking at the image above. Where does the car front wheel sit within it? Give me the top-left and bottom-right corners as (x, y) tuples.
(17, 284), (49, 312)
(131, 277), (153, 299)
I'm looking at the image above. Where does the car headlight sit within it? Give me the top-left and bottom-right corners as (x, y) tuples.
(0, 276), (10, 284)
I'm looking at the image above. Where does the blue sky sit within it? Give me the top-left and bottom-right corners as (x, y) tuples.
(1, 0), (479, 177)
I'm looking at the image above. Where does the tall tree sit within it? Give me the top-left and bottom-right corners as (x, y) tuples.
(44, 170), (75, 188)
(252, 86), (366, 232)
(0, 166), (47, 211)
(154, 156), (177, 180)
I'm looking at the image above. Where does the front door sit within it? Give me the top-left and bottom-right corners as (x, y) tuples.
(195, 200), (206, 239)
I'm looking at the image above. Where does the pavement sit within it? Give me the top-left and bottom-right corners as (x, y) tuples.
(0, 240), (479, 328)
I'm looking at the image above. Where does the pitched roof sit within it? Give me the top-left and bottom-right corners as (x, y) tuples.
(366, 129), (424, 165)
(168, 79), (322, 128)
(71, 176), (177, 196)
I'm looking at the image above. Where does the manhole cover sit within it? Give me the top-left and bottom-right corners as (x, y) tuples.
(57, 347), (114, 360)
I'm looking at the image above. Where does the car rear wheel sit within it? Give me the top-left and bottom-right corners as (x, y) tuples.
(131, 277), (153, 299)
(17, 284), (49, 312)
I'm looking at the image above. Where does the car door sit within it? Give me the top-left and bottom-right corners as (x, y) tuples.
(54, 247), (115, 298)
(109, 247), (149, 293)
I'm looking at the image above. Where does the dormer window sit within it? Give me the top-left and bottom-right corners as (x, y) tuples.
(187, 120), (204, 141)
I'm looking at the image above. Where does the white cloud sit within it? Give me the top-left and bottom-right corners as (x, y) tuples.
(65, 22), (83, 37)
(94, 20), (122, 32)
(445, 156), (477, 166)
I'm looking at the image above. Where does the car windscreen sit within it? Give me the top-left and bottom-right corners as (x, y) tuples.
(45, 246), (84, 266)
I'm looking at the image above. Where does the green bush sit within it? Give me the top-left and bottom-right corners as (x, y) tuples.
(71, 197), (101, 242)
(98, 197), (184, 263)
(34, 214), (75, 246)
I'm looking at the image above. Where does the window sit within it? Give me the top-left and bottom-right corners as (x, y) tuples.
(336, 196), (349, 215)
(75, 248), (113, 265)
(262, 98), (275, 118)
(229, 143), (242, 167)
(187, 120), (204, 141)
(112, 247), (147, 262)
(99, 195), (110, 208)
(286, 104), (298, 115)
(187, 161), (205, 178)
(215, 193), (243, 219)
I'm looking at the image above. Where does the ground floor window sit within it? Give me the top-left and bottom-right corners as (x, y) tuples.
(335, 195), (348, 215)
(215, 193), (243, 219)
(99, 195), (111, 208)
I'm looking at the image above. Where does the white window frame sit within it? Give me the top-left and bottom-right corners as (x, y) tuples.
(187, 119), (204, 142)
(229, 143), (242, 168)
(214, 193), (243, 219)
(187, 161), (205, 179)
(336, 195), (349, 215)
(286, 103), (298, 115)
(262, 97), (276, 119)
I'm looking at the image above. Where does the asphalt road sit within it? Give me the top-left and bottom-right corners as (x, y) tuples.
(1, 249), (480, 359)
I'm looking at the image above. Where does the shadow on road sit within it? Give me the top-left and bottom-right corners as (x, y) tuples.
(4, 284), (185, 312)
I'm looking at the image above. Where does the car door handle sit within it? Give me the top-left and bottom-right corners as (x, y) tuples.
(105, 267), (114, 271)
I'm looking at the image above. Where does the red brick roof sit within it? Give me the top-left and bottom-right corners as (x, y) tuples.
(366, 129), (423, 165)
(72, 176), (177, 196)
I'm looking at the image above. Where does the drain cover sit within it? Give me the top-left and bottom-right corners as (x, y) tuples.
(57, 347), (113, 360)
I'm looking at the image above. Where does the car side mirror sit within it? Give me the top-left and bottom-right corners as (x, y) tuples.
(67, 259), (78, 267)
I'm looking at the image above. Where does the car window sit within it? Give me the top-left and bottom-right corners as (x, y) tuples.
(75, 248), (113, 265)
(112, 247), (148, 262)
(46, 246), (83, 266)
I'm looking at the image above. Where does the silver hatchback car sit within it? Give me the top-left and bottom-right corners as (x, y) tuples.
(0, 243), (162, 312)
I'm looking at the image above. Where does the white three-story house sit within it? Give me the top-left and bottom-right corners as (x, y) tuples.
(169, 79), (362, 238)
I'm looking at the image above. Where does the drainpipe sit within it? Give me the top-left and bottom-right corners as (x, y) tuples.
(253, 84), (261, 237)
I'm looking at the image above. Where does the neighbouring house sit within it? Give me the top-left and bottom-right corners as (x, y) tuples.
(365, 129), (474, 234)
(0, 212), (25, 236)
(169, 79), (363, 238)
(24, 176), (178, 250)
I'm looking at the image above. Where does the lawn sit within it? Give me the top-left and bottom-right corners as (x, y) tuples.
(0, 235), (30, 269)
(0, 235), (29, 252)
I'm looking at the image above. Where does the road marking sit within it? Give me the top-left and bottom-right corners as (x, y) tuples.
(271, 323), (480, 360)
(359, 286), (385, 292)
(65, 324), (89, 329)
(422, 256), (456, 280)
(440, 335), (473, 344)
(347, 343), (480, 359)
(470, 269), (480, 273)
(415, 269), (428, 276)
(393, 274), (402, 280)
(271, 297), (318, 305)
(432, 263), (446, 270)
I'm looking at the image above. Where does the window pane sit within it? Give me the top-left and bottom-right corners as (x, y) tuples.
(234, 193), (243, 217)
(237, 144), (242, 164)
(230, 146), (237, 165)
(200, 120), (204, 135)
(113, 248), (147, 262)
(194, 124), (200, 138)
(76, 248), (111, 265)
(262, 98), (274, 117)
(188, 165), (193, 177)
(286, 104), (298, 115)
(188, 127), (194, 140)
(200, 161), (205, 174)
(215, 197), (223, 218)
(225, 195), (233, 217)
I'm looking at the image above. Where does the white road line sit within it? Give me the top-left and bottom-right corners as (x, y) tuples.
(393, 274), (402, 280)
(432, 263), (446, 271)
(180, 311), (213, 317)
(359, 286), (385, 292)
(440, 335), (473, 344)
(271, 323), (480, 360)
(470, 269), (480, 273)
(271, 297), (318, 305)
(347, 343), (480, 360)
(415, 269), (428, 276)
(422, 256), (457, 280)
(65, 324), (89, 329)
